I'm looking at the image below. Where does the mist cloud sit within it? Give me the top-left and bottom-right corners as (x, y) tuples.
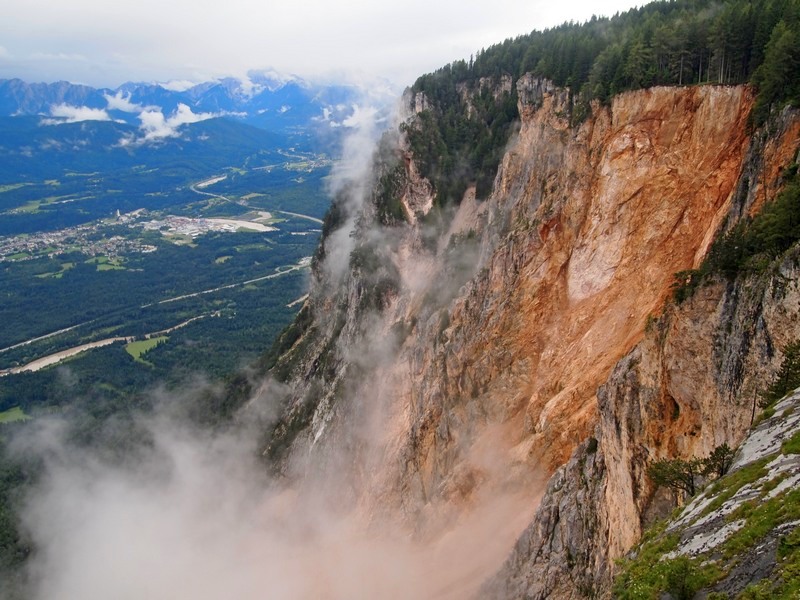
(321, 101), (393, 281)
(12, 383), (537, 600)
(116, 103), (218, 146)
(158, 80), (197, 92)
(40, 103), (114, 125)
(139, 103), (216, 140)
(104, 90), (143, 113)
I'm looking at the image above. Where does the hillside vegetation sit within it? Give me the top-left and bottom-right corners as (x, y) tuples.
(405, 0), (799, 208)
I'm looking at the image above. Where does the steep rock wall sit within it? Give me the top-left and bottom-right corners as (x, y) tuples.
(371, 82), (757, 525)
(484, 106), (800, 598)
(440, 82), (754, 474)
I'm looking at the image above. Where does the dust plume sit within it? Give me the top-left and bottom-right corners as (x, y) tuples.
(11, 87), (545, 600)
(12, 387), (541, 600)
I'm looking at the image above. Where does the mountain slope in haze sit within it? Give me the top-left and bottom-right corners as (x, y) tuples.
(0, 116), (288, 177)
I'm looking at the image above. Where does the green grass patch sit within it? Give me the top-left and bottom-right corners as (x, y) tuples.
(164, 234), (197, 247)
(698, 456), (774, 521)
(97, 264), (126, 271)
(0, 406), (31, 424)
(737, 524), (800, 599)
(722, 487), (800, 560)
(64, 171), (99, 177)
(11, 194), (81, 215)
(0, 183), (31, 193)
(41, 194), (76, 203)
(754, 404), (777, 427)
(88, 256), (126, 271)
(125, 336), (168, 365)
(214, 255), (232, 264)
(34, 262), (75, 279)
(614, 538), (721, 600)
(234, 243), (269, 252)
(7, 252), (29, 261)
(738, 580), (777, 599)
(615, 450), (800, 598)
(14, 201), (41, 214)
(782, 430), (800, 455)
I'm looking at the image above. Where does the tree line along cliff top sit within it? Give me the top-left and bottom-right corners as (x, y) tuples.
(405, 0), (799, 209)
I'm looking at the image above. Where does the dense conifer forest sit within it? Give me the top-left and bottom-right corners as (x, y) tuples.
(405, 0), (800, 208)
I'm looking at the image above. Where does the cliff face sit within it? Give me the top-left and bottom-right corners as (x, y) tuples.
(483, 247), (800, 598)
(484, 106), (800, 597)
(447, 81), (753, 472)
(265, 78), (800, 596)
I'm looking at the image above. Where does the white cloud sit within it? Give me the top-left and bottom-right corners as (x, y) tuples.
(0, 45), (10, 60)
(104, 91), (141, 113)
(235, 76), (264, 98)
(248, 68), (301, 91)
(0, 0), (643, 88)
(132, 103), (217, 143)
(320, 104), (383, 130)
(41, 103), (113, 125)
(158, 80), (197, 92)
(29, 52), (88, 62)
(342, 104), (380, 129)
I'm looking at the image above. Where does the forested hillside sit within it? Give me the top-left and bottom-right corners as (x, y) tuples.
(405, 0), (799, 208)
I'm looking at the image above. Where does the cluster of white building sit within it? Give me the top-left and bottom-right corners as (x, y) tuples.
(139, 215), (276, 238)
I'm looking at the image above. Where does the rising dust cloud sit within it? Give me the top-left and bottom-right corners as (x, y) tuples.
(16, 406), (538, 599)
(12, 96), (542, 600)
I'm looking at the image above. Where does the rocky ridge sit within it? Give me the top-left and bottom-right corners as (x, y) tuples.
(610, 387), (800, 598)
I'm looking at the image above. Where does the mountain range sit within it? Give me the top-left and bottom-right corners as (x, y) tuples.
(0, 72), (389, 134)
(0, 72), (396, 190)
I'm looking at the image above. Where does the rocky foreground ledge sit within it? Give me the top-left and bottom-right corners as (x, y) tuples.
(614, 388), (800, 598)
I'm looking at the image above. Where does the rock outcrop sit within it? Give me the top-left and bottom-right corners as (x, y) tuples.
(609, 387), (800, 598)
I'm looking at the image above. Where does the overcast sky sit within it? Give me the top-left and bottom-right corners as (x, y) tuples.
(0, 0), (642, 89)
